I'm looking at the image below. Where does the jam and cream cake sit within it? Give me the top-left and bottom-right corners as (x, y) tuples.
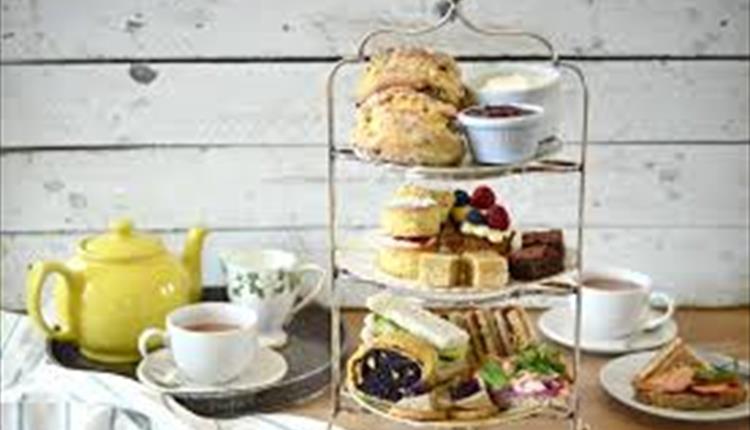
(381, 196), (442, 238)
(395, 184), (455, 222)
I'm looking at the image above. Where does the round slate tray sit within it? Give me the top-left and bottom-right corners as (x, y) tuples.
(46, 288), (346, 418)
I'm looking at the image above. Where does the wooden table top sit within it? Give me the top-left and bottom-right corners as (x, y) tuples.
(288, 308), (750, 430)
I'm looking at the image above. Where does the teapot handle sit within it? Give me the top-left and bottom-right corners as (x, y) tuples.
(26, 262), (78, 341)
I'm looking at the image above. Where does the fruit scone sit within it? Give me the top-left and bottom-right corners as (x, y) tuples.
(353, 87), (465, 167)
(356, 48), (467, 108)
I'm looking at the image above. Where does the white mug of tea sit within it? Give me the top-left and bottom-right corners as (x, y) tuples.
(137, 302), (258, 384)
(571, 267), (675, 340)
(220, 250), (325, 348)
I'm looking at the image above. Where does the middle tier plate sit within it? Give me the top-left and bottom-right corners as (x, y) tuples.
(337, 232), (576, 304)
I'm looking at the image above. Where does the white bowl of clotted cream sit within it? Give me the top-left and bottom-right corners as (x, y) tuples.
(475, 64), (561, 142)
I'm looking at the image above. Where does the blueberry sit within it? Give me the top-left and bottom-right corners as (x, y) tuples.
(454, 189), (471, 207)
(467, 209), (486, 225)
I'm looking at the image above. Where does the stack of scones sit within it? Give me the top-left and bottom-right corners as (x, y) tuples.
(352, 48), (472, 166)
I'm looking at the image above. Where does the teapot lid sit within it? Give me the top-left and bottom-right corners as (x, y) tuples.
(80, 219), (165, 260)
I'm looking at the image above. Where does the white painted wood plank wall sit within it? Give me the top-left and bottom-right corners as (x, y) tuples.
(1, 0), (748, 310)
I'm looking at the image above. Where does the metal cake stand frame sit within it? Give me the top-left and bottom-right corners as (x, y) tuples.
(324, 0), (590, 428)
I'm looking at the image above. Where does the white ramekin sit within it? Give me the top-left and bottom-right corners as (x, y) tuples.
(457, 103), (545, 165)
(475, 64), (561, 141)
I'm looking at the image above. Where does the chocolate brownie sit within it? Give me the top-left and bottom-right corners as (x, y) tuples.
(522, 230), (564, 254)
(509, 245), (564, 281)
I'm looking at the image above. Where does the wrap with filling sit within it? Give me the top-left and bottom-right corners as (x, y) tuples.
(348, 331), (438, 403)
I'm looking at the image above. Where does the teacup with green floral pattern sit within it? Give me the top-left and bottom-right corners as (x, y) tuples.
(221, 250), (324, 347)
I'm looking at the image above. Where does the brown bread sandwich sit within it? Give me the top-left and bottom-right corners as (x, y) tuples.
(447, 306), (537, 366)
(632, 338), (748, 410)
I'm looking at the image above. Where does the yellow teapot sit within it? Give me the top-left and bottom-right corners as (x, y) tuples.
(26, 219), (207, 363)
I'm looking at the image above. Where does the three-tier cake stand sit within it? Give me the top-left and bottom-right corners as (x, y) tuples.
(324, 1), (590, 428)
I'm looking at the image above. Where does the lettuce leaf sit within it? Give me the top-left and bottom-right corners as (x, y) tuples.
(514, 344), (566, 376)
(480, 360), (510, 389)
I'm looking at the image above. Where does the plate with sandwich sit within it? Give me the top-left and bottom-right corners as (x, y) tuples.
(345, 293), (573, 427)
(600, 337), (749, 421)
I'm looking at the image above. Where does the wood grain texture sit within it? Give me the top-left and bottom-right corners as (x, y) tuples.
(2, 61), (749, 147)
(1, 144), (747, 232)
(1, 0), (748, 60)
(2, 226), (748, 311)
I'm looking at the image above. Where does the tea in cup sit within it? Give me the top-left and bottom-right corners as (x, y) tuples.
(572, 267), (675, 340)
(221, 250), (325, 347)
(137, 302), (258, 384)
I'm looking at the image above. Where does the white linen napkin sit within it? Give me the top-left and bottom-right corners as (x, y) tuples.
(1, 363), (214, 430)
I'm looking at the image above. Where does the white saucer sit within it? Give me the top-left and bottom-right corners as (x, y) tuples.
(136, 347), (288, 395)
(259, 331), (288, 349)
(538, 306), (678, 354)
(600, 351), (750, 422)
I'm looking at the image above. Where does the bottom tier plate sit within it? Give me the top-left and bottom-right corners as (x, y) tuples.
(345, 382), (569, 428)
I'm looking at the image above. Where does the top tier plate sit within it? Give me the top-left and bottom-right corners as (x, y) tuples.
(336, 137), (579, 180)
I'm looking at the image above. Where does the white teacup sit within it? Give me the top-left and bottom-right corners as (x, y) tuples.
(137, 302), (258, 384)
(220, 250), (325, 348)
(571, 267), (675, 341)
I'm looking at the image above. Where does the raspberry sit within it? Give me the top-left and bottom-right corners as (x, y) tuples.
(470, 186), (495, 209)
(466, 209), (486, 225)
(487, 205), (511, 230)
(454, 189), (471, 207)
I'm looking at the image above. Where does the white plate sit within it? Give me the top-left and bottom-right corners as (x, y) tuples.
(600, 351), (750, 422)
(136, 347), (288, 396)
(337, 233), (576, 304)
(538, 306), (678, 355)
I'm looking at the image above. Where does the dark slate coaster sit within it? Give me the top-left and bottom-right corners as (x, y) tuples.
(47, 288), (347, 418)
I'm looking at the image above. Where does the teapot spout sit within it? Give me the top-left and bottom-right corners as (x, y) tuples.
(182, 227), (208, 302)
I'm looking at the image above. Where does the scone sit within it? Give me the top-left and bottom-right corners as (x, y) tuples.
(378, 238), (438, 279)
(381, 197), (442, 238)
(394, 184), (455, 222)
(353, 87), (465, 167)
(356, 48), (466, 107)
(463, 251), (509, 289)
(418, 253), (461, 288)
